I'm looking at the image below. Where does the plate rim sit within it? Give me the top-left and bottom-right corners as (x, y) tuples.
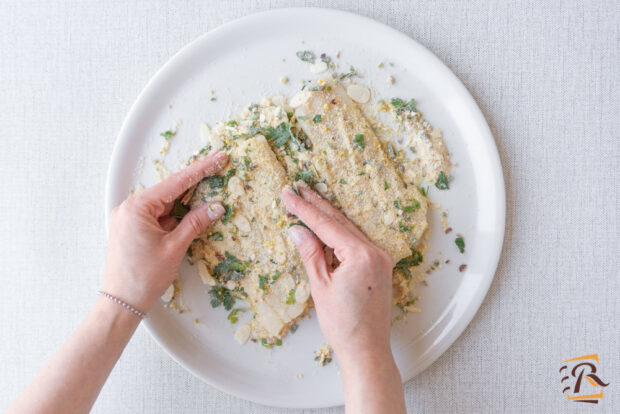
(104, 7), (506, 408)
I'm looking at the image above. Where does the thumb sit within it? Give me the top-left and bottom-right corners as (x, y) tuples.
(288, 225), (329, 286)
(169, 202), (225, 246)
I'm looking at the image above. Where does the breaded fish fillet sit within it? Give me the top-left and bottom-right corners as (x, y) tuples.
(189, 135), (310, 341)
(293, 84), (428, 262)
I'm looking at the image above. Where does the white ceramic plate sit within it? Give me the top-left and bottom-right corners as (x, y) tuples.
(105, 8), (505, 408)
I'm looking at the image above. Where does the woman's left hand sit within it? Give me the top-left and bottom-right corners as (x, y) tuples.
(101, 151), (228, 313)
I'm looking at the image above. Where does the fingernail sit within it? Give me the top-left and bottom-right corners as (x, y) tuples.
(295, 180), (309, 190)
(206, 202), (225, 220)
(288, 225), (309, 245)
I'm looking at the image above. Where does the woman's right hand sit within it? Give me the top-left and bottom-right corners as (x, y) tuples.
(282, 181), (406, 413)
(281, 181), (395, 365)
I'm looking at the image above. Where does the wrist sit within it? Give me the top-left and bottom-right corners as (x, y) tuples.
(94, 295), (144, 328)
(335, 342), (394, 373)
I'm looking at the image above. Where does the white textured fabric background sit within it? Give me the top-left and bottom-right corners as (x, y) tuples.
(0, 1), (618, 413)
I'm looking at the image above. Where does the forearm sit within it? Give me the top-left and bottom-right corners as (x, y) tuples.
(7, 296), (141, 414)
(339, 348), (407, 414)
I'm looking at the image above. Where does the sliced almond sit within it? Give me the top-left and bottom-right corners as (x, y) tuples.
(233, 215), (251, 234)
(227, 176), (245, 197)
(431, 127), (442, 139)
(383, 210), (396, 226)
(295, 282), (310, 304)
(314, 182), (328, 195)
(234, 324), (252, 344)
(310, 60), (328, 74)
(197, 261), (216, 286)
(346, 84), (371, 103)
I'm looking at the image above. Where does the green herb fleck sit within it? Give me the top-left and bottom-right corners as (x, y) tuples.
(384, 181), (389, 190)
(264, 122), (293, 147)
(398, 221), (413, 232)
(353, 134), (365, 150)
(213, 252), (247, 282)
(455, 236), (465, 253)
(207, 231), (223, 241)
(339, 178), (347, 184)
(226, 120), (238, 127)
(394, 250), (424, 279)
(418, 185), (429, 197)
(403, 200), (421, 213)
(221, 204), (234, 224)
(258, 274), (269, 291)
(272, 270), (281, 282)
(160, 130), (176, 140)
(312, 114), (322, 123)
(208, 286), (235, 310)
(339, 65), (357, 80)
(286, 289), (296, 304)
(296, 50), (316, 63)
(227, 308), (246, 324)
(260, 338), (272, 348)
(295, 169), (314, 184)
(435, 171), (450, 190)
(390, 98), (417, 114)
(393, 199), (402, 209)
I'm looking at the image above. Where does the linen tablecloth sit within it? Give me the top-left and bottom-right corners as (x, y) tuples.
(1, 1), (618, 413)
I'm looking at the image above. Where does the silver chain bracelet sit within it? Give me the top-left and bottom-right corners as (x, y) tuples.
(98, 291), (146, 318)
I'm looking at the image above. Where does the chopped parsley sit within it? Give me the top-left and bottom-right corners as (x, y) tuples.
(160, 130), (176, 140)
(264, 122), (293, 147)
(213, 252), (248, 282)
(398, 221), (413, 233)
(207, 231), (223, 241)
(260, 338), (272, 348)
(205, 175), (225, 188)
(312, 114), (322, 123)
(339, 178), (347, 184)
(339, 65), (357, 80)
(221, 204), (234, 224)
(390, 98), (417, 114)
(208, 286), (235, 310)
(226, 120), (238, 127)
(258, 274), (269, 291)
(286, 289), (296, 304)
(393, 199), (402, 209)
(243, 156), (250, 171)
(395, 250), (424, 279)
(272, 270), (282, 282)
(403, 200), (421, 213)
(295, 169), (314, 184)
(353, 134), (365, 150)
(227, 308), (246, 324)
(418, 185), (429, 197)
(296, 50), (316, 63)
(435, 171), (450, 190)
(171, 199), (189, 219)
(455, 236), (465, 253)
(384, 181), (389, 190)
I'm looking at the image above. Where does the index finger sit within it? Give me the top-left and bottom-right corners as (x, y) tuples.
(142, 151), (228, 204)
(281, 186), (359, 250)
